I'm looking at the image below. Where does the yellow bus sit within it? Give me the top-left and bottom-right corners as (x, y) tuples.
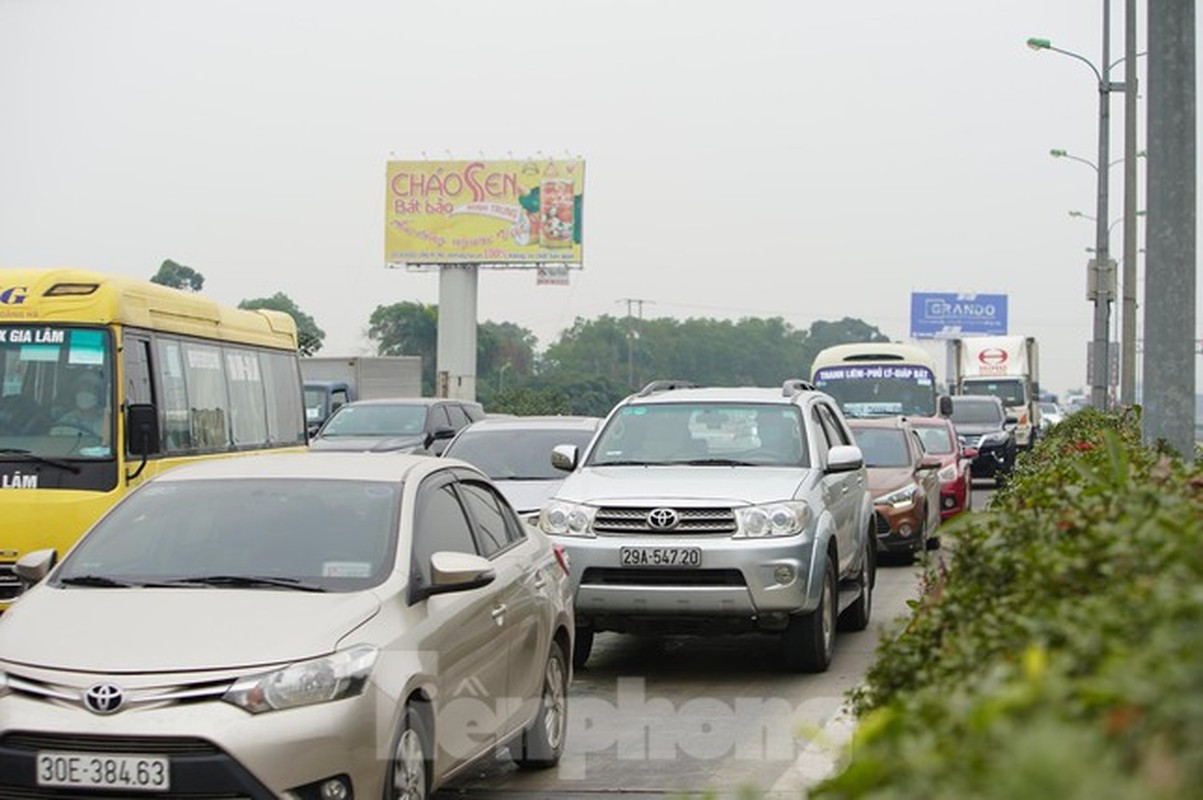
(0, 269), (307, 609)
(810, 342), (952, 419)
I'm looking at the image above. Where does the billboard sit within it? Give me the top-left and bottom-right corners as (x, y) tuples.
(385, 159), (584, 266)
(910, 292), (1008, 339)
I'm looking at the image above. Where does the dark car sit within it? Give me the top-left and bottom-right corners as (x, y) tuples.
(441, 415), (603, 519)
(948, 395), (1018, 485)
(308, 397), (485, 455)
(849, 417), (942, 557)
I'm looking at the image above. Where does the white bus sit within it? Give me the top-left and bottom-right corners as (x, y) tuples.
(810, 342), (951, 419)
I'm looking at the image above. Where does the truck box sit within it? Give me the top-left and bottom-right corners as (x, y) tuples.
(300, 356), (422, 434)
(950, 336), (1040, 449)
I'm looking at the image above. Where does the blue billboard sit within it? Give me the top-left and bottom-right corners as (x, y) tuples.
(910, 292), (1008, 339)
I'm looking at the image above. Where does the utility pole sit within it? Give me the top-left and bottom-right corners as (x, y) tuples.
(1090, 0), (1116, 411)
(617, 298), (653, 389)
(1119, 0), (1139, 405)
(1143, 0), (1196, 462)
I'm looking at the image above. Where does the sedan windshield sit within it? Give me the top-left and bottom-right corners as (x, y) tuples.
(852, 428), (911, 468)
(446, 428), (596, 479)
(55, 478), (400, 591)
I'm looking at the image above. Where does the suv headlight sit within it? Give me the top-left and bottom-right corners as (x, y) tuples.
(223, 645), (378, 714)
(980, 431), (1011, 446)
(734, 502), (811, 538)
(539, 502), (597, 537)
(937, 463), (956, 483)
(874, 486), (917, 508)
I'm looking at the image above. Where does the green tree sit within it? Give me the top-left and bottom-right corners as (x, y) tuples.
(368, 302), (438, 395)
(150, 259), (204, 292)
(476, 320), (538, 408)
(238, 293), (325, 356)
(798, 317), (891, 374)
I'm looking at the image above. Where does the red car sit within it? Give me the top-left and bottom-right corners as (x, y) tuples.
(909, 416), (976, 522)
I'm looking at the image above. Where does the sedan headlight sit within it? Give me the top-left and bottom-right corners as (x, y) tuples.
(539, 501), (597, 537)
(223, 645), (378, 714)
(937, 463), (957, 483)
(734, 502), (811, 538)
(874, 486), (917, 508)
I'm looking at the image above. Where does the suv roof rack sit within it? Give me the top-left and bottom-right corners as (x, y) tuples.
(636, 379), (697, 397)
(781, 379), (816, 397)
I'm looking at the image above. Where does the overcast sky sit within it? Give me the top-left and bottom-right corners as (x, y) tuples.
(1, 0), (1198, 398)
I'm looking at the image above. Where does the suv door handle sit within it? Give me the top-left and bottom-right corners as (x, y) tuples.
(491, 604), (507, 625)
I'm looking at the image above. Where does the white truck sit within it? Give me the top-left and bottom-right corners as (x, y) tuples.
(950, 336), (1041, 449)
(300, 355), (422, 435)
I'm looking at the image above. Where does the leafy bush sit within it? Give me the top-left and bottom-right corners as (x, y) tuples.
(815, 408), (1203, 799)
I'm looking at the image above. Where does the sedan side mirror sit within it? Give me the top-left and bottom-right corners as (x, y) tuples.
(413, 551), (496, 602)
(917, 455), (943, 472)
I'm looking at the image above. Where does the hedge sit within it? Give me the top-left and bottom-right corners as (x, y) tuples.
(813, 407), (1203, 800)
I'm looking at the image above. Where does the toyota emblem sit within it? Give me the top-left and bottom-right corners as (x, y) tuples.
(646, 508), (680, 531)
(83, 683), (125, 715)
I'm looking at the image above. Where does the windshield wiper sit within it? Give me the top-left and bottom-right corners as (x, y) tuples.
(160, 575), (327, 592)
(59, 575), (136, 588)
(591, 459), (653, 467)
(680, 458), (759, 466)
(0, 448), (82, 474)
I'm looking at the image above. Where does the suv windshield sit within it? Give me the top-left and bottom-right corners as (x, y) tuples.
(951, 400), (1003, 425)
(321, 404), (427, 436)
(589, 403), (809, 467)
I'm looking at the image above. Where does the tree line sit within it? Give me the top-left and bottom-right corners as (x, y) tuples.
(151, 259), (890, 417)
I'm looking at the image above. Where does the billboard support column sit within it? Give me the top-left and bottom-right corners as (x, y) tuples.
(437, 265), (478, 401)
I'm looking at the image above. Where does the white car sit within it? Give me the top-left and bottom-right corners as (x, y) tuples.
(0, 452), (573, 800)
(540, 380), (874, 673)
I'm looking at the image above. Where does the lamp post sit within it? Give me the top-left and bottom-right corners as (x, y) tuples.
(1029, 8), (1127, 410)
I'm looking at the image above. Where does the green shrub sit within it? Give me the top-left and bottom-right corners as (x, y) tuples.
(815, 407), (1203, 799)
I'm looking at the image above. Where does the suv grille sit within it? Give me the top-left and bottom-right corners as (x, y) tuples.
(593, 506), (737, 535)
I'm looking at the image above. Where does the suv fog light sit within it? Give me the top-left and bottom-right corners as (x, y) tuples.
(898, 523), (914, 537)
(320, 777), (350, 800)
(774, 565), (795, 585)
(942, 496), (955, 509)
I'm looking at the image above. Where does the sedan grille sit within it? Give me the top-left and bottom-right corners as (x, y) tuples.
(2, 732), (222, 755)
(593, 506), (737, 535)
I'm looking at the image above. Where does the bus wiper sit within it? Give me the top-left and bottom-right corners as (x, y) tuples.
(163, 575), (327, 592)
(0, 449), (82, 474)
(59, 575), (136, 588)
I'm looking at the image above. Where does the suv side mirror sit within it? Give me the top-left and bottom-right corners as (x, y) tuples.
(551, 444), (579, 472)
(827, 444), (864, 473)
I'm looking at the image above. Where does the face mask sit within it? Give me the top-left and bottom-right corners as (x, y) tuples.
(76, 392), (97, 411)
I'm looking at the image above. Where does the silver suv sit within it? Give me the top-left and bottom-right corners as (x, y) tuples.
(539, 380), (875, 672)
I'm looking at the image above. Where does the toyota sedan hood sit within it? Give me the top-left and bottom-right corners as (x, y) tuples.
(309, 435), (423, 453)
(555, 466), (812, 506)
(0, 587), (381, 672)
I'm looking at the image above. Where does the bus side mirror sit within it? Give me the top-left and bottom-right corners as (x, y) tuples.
(126, 403), (161, 456)
(938, 395), (954, 417)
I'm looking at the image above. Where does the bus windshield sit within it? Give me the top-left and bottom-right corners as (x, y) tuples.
(0, 325), (115, 459)
(812, 364), (937, 418)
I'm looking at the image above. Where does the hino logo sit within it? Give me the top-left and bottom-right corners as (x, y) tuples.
(977, 348), (1010, 367)
(646, 508), (680, 530)
(83, 683), (125, 715)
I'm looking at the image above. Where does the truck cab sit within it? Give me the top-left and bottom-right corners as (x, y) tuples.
(303, 380), (354, 437)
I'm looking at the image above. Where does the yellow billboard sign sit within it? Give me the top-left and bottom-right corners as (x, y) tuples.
(384, 159), (584, 265)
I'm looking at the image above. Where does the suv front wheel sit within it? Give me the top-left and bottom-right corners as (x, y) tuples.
(782, 554), (836, 672)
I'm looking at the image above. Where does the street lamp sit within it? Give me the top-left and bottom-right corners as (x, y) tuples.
(1028, 22), (1127, 410)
